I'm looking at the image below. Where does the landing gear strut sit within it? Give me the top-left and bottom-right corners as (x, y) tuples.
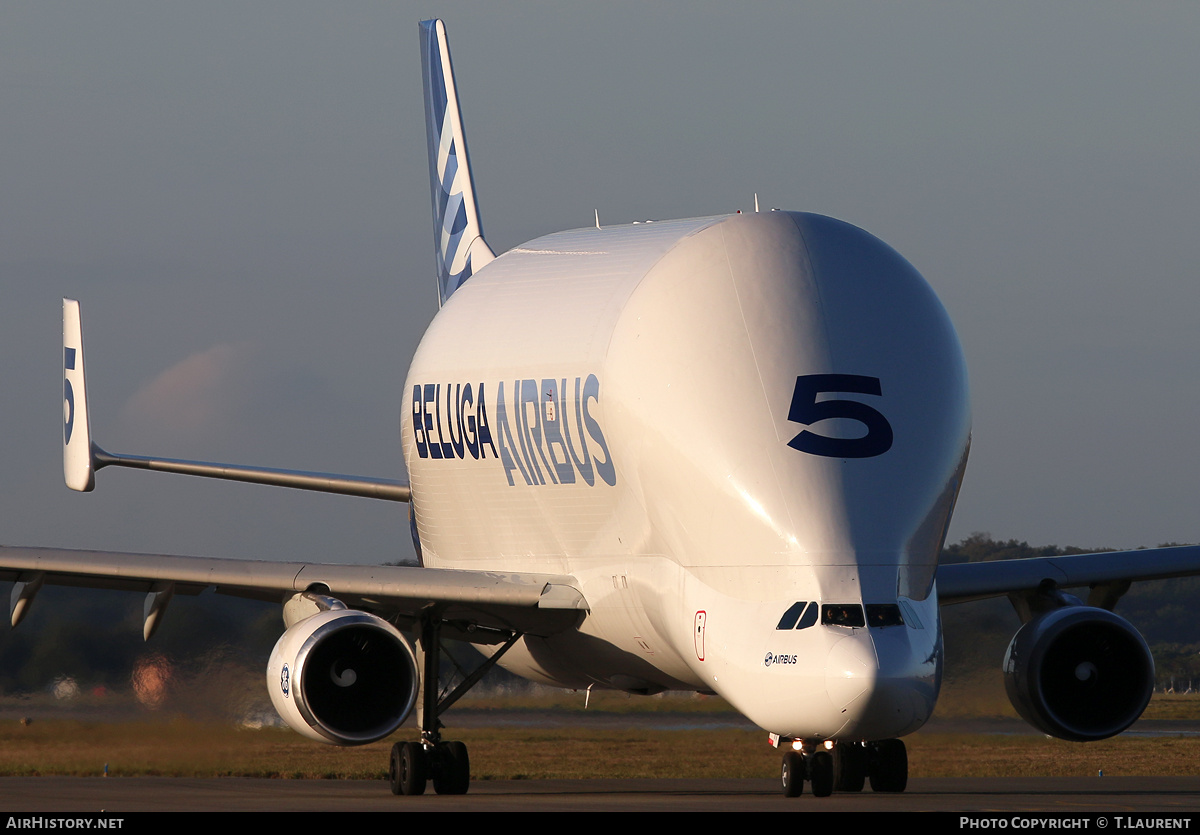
(389, 615), (520, 796)
(775, 738), (906, 797)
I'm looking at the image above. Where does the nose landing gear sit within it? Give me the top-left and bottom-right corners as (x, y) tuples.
(773, 737), (907, 797)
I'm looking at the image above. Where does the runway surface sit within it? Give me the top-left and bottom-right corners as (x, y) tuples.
(3, 776), (1200, 812)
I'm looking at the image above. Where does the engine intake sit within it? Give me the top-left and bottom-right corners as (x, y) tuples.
(1003, 606), (1153, 742)
(267, 609), (419, 745)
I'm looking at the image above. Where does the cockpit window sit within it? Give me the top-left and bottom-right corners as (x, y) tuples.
(776, 601), (820, 630)
(776, 601), (806, 630)
(865, 604), (904, 628)
(821, 603), (865, 628)
(796, 602), (818, 629)
(898, 599), (923, 629)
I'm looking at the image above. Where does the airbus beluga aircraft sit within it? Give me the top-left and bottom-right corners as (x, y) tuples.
(3, 18), (1200, 799)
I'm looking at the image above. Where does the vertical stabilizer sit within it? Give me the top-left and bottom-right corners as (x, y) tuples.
(62, 299), (95, 492)
(420, 19), (495, 306)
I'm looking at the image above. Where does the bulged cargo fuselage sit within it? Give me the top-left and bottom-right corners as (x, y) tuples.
(402, 210), (970, 740)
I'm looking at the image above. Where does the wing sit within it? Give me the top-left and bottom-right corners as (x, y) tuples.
(937, 544), (1200, 605)
(0, 545), (586, 640)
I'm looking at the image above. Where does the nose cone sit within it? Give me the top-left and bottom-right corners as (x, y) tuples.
(701, 591), (943, 742)
(825, 627), (938, 739)
(825, 632), (876, 708)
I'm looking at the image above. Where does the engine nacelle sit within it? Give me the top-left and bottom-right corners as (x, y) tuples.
(1003, 606), (1153, 742)
(267, 609), (419, 745)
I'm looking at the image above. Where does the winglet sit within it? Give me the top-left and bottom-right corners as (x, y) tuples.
(420, 19), (495, 306)
(62, 299), (96, 492)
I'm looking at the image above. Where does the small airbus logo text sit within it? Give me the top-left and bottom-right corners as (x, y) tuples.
(412, 374), (615, 487)
(763, 652), (798, 667)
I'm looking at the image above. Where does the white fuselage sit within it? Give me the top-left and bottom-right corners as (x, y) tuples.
(401, 211), (970, 741)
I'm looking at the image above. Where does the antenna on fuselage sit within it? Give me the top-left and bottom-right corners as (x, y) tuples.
(595, 209), (601, 230)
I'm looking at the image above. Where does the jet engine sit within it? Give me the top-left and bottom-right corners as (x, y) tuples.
(1003, 605), (1153, 742)
(267, 609), (420, 745)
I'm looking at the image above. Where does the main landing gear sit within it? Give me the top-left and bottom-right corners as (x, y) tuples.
(776, 738), (907, 797)
(389, 615), (521, 797)
(389, 738), (470, 796)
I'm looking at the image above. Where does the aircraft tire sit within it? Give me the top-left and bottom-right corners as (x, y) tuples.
(432, 740), (470, 795)
(809, 750), (834, 797)
(868, 739), (908, 793)
(389, 742), (403, 795)
(781, 750), (804, 797)
(835, 742), (867, 792)
(392, 741), (427, 796)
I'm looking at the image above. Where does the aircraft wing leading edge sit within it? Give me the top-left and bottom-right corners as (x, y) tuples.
(937, 545), (1200, 606)
(0, 545), (586, 638)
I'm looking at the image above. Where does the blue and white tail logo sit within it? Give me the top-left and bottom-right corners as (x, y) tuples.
(420, 19), (495, 306)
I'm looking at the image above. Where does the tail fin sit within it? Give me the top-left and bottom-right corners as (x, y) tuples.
(62, 299), (96, 492)
(420, 19), (495, 306)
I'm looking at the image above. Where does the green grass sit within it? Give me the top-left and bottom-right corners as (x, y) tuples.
(0, 720), (775, 779)
(907, 734), (1200, 778)
(1, 713), (1199, 780)
(2, 689), (1198, 780)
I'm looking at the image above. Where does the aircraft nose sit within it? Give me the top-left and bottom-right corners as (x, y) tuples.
(825, 629), (936, 739)
(825, 631), (877, 709)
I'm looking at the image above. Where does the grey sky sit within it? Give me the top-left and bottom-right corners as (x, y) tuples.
(2, 1), (1198, 567)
